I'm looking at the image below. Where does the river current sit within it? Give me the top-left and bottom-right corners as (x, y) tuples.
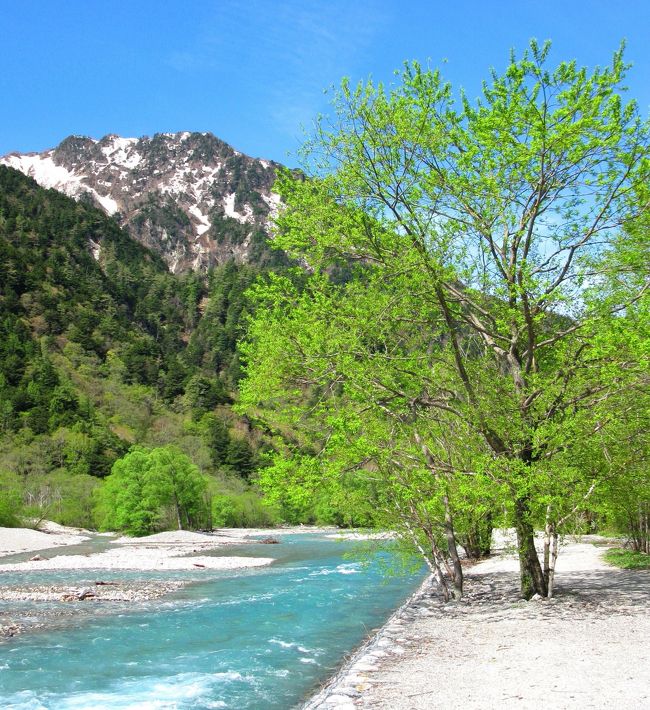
(0, 534), (424, 709)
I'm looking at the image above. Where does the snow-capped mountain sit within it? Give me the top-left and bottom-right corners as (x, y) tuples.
(0, 132), (282, 272)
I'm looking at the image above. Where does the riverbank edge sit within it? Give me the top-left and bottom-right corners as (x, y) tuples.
(301, 571), (435, 710)
(300, 536), (650, 710)
(0, 523), (342, 560)
(0, 523), (334, 641)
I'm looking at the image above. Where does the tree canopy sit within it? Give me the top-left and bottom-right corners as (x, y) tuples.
(96, 446), (209, 536)
(239, 42), (649, 599)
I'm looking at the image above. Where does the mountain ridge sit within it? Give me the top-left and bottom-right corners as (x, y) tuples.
(0, 131), (284, 273)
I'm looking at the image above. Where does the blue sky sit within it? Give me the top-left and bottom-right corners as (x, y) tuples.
(2, 0), (648, 164)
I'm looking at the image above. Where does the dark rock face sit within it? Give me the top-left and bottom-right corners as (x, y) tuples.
(1, 132), (282, 273)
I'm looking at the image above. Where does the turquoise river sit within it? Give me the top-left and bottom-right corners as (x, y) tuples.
(0, 533), (425, 709)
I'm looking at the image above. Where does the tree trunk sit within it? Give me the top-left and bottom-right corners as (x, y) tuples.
(173, 492), (183, 531)
(543, 505), (552, 580)
(401, 515), (452, 602)
(637, 503), (649, 554)
(514, 497), (547, 598)
(442, 493), (463, 599)
(411, 430), (464, 599)
(430, 546), (452, 602)
(547, 531), (559, 598)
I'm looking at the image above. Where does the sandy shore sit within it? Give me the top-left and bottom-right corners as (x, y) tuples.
(0, 522), (91, 556)
(108, 527), (327, 546)
(0, 523), (333, 561)
(0, 528), (280, 572)
(306, 538), (650, 710)
(0, 523), (341, 570)
(0, 548), (275, 572)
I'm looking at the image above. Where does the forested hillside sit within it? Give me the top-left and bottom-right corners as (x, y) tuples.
(0, 166), (285, 529)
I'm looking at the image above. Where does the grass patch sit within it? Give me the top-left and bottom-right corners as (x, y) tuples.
(603, 548), (650, 570)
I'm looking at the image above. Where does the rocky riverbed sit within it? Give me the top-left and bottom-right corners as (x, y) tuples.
(0, 523), (343, 645)
(0, 579), (186, 603)
(0, 579), (186, 640)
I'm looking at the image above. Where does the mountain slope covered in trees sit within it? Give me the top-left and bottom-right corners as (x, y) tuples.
(0, 166), (287, 528)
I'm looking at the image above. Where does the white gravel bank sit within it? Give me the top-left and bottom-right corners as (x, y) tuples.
(0, 524), (90, 556)
(306, 539), (650, 710)
(109, 527), (327, 545)
(0, 546), (274, 572)
(0, 524), (337, 568)
(0, 527), (278, 571)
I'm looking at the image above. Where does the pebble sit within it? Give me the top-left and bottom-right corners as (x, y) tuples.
(351, 662), (377, 672)
(322, 698), (355, 710)
(335, 687), (360, 697)
(0, 623), (22, 638)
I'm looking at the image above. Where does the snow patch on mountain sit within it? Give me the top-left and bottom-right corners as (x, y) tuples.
(2, 153), (84, 197)
(93, 192), (119, 215)
(223, 193), (248, 223)
(189, 205), (211, 236)
(1, 131), (281, 273)
(101, 136), (139, 165)
(262, 191), (281, 218)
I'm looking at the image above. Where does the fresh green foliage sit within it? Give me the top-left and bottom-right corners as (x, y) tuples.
(603, 548), (650, 570)
(211, 491), (280, 528)
(239, 42), (649, 598)
(97, 446), (210, 535)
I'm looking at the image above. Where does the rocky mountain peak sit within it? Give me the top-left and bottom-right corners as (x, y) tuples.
(1, 132), (283, 273)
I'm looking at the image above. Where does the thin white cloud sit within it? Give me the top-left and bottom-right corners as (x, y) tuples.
(165, 0), (390, 139)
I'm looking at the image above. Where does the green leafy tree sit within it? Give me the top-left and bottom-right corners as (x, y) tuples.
(97, 446), (209, 535)
(240, 42), (648, 598)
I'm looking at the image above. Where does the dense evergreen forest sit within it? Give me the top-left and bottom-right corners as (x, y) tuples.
(0, 165), (303, 531)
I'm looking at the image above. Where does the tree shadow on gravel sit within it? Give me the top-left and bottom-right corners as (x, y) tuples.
(414, 564), (649, 625)
(555, 568), (650, 610)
